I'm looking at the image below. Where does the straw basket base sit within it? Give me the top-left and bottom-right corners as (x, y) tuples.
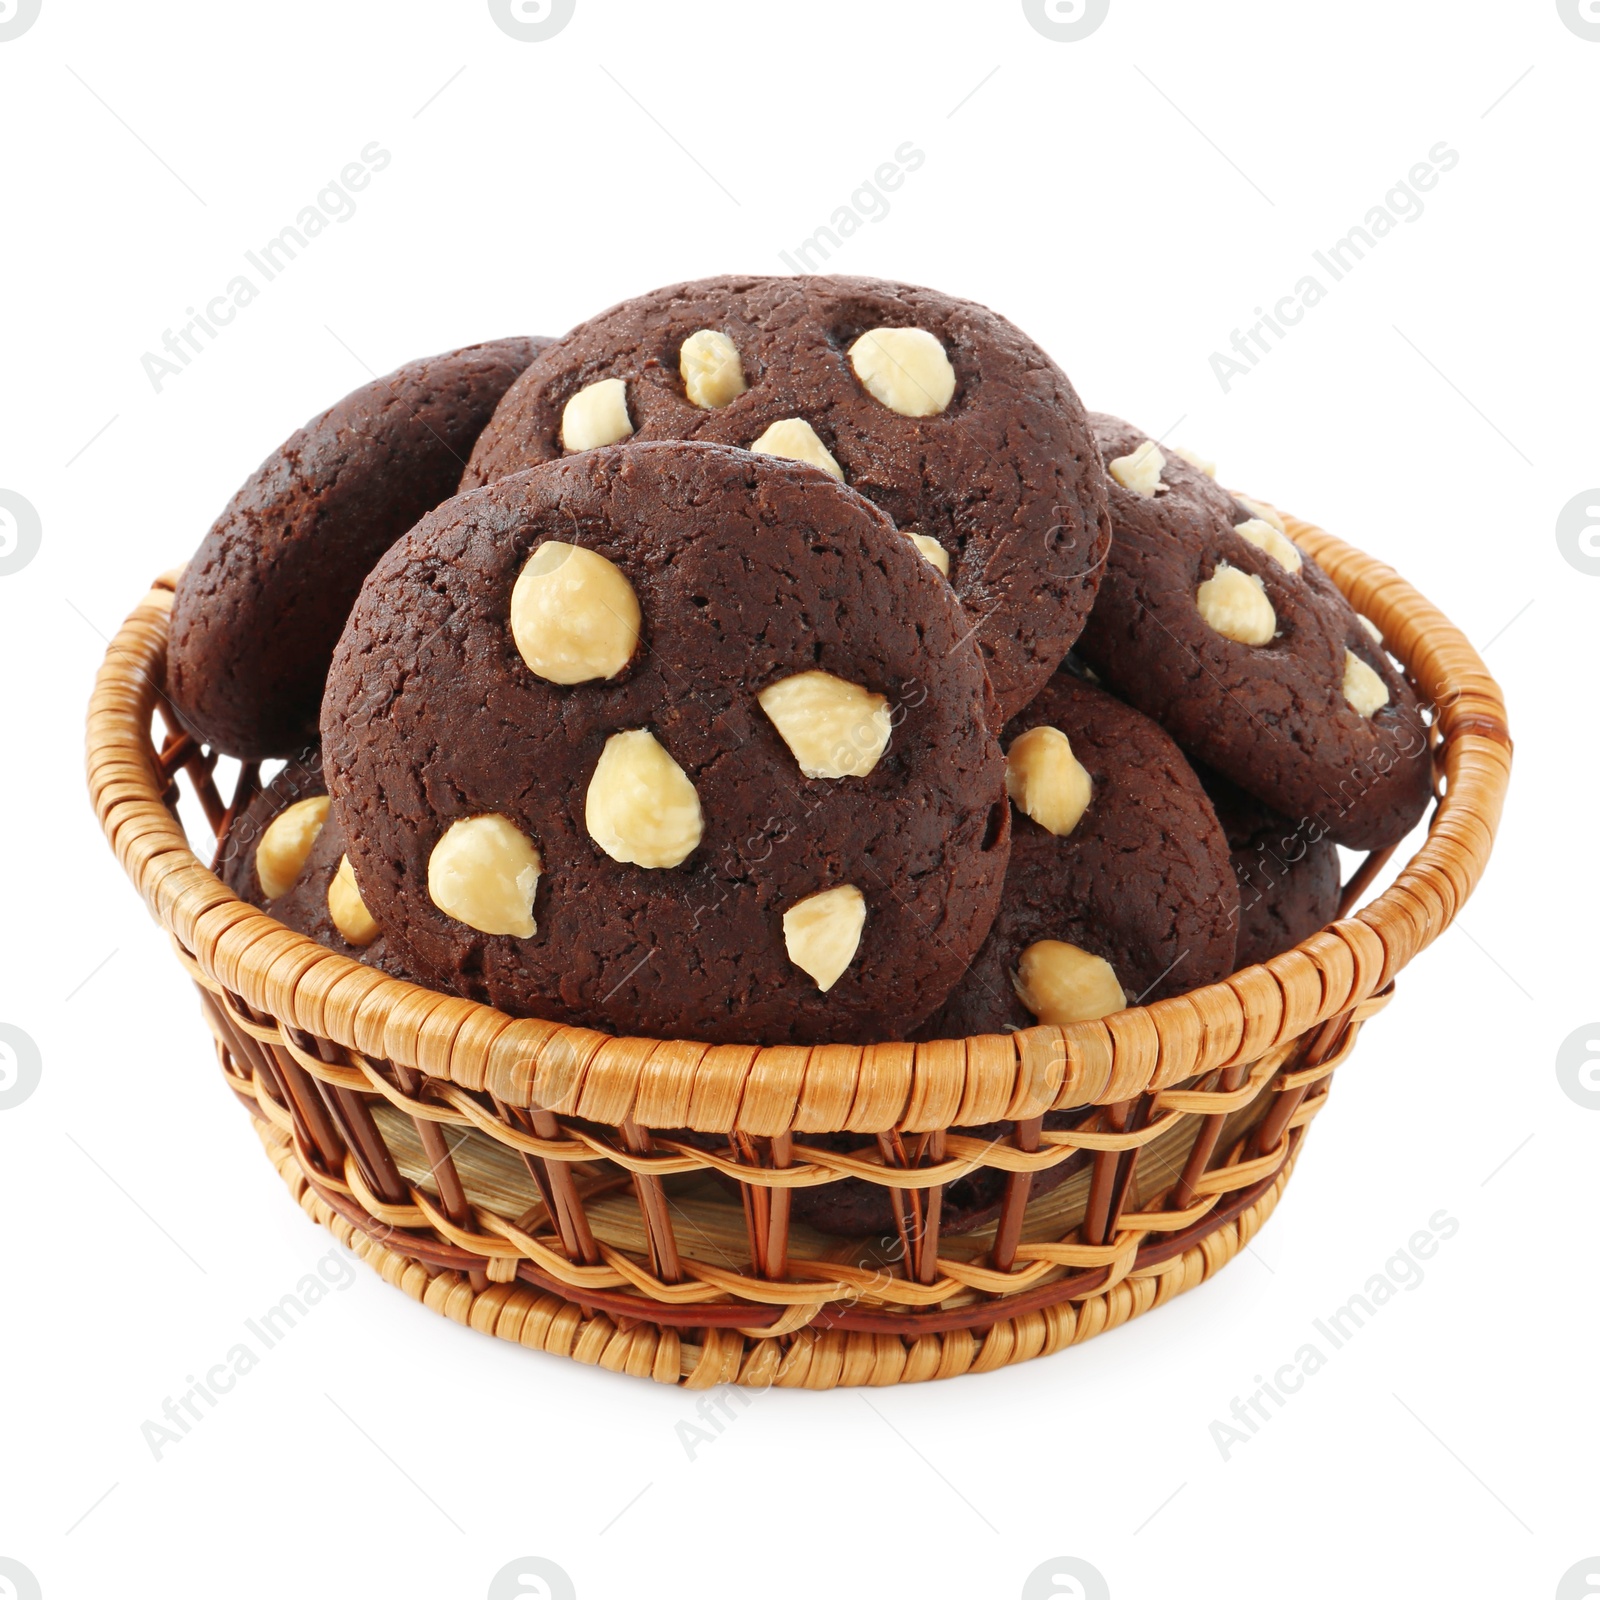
(248, 1109), (1294, 1389)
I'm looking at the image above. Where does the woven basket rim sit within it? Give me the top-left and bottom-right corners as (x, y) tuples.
(87, 507), (1511, 1131)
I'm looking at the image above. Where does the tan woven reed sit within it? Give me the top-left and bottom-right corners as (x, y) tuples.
(86, 509), (1511, 1385)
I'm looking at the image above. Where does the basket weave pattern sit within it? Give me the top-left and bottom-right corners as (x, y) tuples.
(87, 514), (1510, 1386)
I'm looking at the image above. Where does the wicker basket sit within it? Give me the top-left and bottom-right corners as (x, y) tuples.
(87, 509), (1511, 1388)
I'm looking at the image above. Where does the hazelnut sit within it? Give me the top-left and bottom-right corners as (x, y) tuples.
(1358, 614), (1384, 644)
(748, 417), (843, 480)
(1343, 650), (1389, 718)
(848, 326), (956, 418)
(561, 377), (633, 453)
(1108, 440), (1166, 497)
(1196, 562), (1276, 646)
(1174, 446), (1218, 479)
(510, 541), (641, 685)
(256, 795), (330, 900)
(585, 729), (704, 869)
(757, 670), (892, 779)
(782, 884), (866, 992)
(1234, 495), (1286, 534)
(679, 329), (748, 410)
(327, 855), (381, 947)
(428, 815), (542, 938)
(1012, 940), (1126, 1025)
(1005, 725), (1093, 837)
(906, 531), (950, 577)
(1234, 517), (1303, 574)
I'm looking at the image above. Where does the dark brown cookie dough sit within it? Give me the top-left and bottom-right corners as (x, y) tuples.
(918, 671), (1239, 1039)
(215, 753), (416, 979)
(462, 276), (1110, 721)
(169, 336), (547, 759)
(215, 752), (325, 903)
(321, 441), (1010, 1045)
(1074, 414), (1433, 852)
(1196, 764), (1343, 969)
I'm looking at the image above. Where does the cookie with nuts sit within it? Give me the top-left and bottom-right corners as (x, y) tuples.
(216, 755), (416, 978)
(1195, 764), (1343, 969)
(321, 441), (1010, 1044)
(169, 336), (548, 759)
(460, 275), (1111, 721)
(1074, 414), (1433, 852)
(916, 671), (1240, 1039)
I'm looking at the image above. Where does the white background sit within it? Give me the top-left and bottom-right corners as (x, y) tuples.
(1, 2), (1595, 1597)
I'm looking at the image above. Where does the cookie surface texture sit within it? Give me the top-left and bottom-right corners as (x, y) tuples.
(1197, 764), (1342, 969)
(1075, 414), (1433, 851)
(463, 276), (1110, 720)
(217, 754), (416, 978)
(322, 441), (1010, 1045)
(918, 671), (1239, 1039)
(169, 336), (547, 758)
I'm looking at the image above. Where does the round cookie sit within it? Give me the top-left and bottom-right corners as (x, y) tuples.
(1196, 764), (1343, 969)
(169, 335), (548, 759)
(215, 752), (326, 904)
(461, 275), (1111, 721)
(216, 754), (417, 979)
(1074, 414), (1433, 852)
(321, 441), (1010, 1045)
(918, 671), (1239, 1039)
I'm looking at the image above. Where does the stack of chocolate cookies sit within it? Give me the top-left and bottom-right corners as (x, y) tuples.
(174, 275), (1433, 1234)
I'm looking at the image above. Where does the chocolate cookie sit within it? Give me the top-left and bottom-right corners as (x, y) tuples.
(216, 752), (326, 904)
(461, 276), (1111, 720)
(321, 441), (1010, 1044)
(169, 336), (547, 759)
(216, 754), (415, 978)
(1074, 415), (1433, 852)
(1197, 764), (1343, 968)
(918, 671), (1239, 1039)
